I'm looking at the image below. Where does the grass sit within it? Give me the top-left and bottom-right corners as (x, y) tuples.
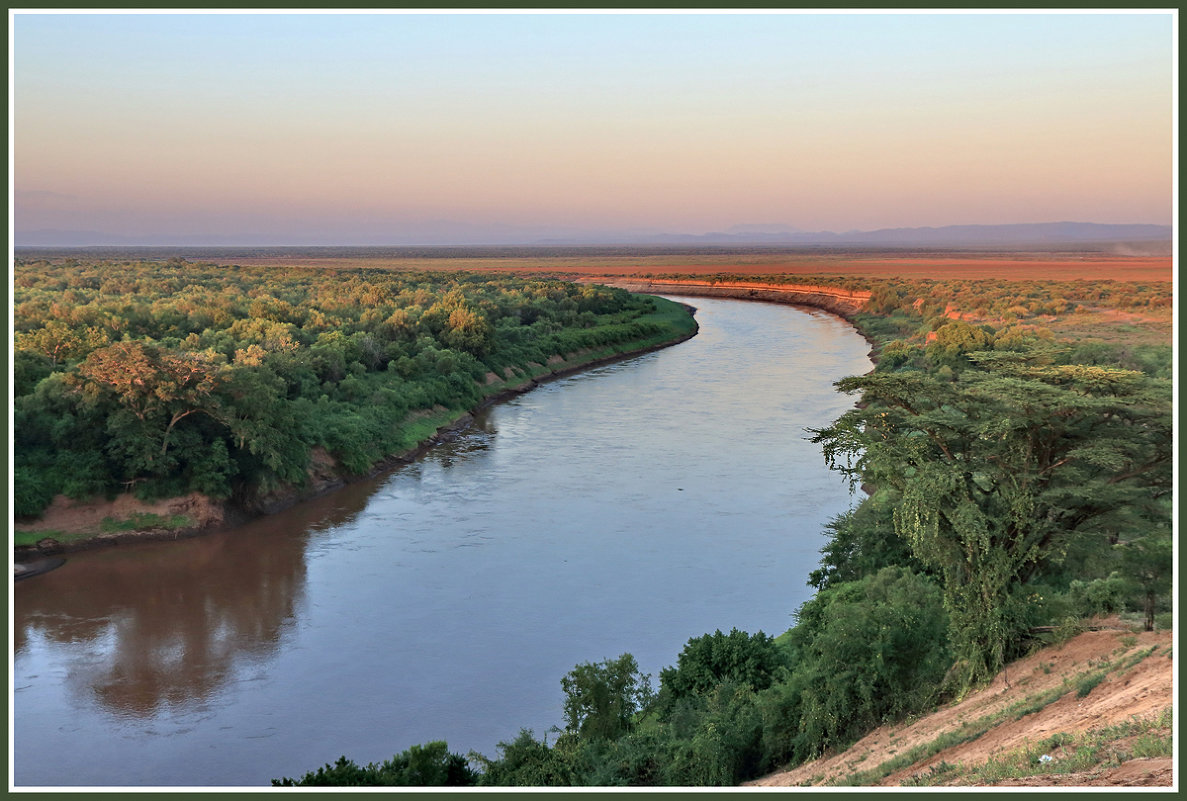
(899, 707), (1173, 786)
(13, 529), (85, 548)
(14, 513), (193, 547)
(827, 641), (1162, 786)
(1075, 673), (1107, 699)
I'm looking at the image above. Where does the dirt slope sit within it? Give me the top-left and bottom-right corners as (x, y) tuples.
(747, 628), (1174, 788)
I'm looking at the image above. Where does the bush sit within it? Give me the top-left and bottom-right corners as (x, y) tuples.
(474, 730), (573, 787)
(787, 567), (951, 755)
(808, 492), (923, 591)
(659, 681), (765, 786)
(14, 465), (59, 519)
(657, 628), (786, 715)
(272, 741), (478, 786)
(1068, 573), (1128, 617)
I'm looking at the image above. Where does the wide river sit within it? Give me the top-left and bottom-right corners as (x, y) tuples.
(12, 295), (872, 787)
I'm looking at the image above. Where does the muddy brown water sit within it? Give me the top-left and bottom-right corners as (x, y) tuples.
(12, 296), (872, 787)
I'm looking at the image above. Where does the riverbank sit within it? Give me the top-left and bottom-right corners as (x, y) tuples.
(598, 277), (882, 366)
(13, 300), (698, 561)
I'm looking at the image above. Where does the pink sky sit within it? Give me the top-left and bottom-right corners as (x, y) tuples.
(12, 12), (1175, 245)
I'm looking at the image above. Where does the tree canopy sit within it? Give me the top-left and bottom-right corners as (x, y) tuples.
(813, 350), (1171, 682)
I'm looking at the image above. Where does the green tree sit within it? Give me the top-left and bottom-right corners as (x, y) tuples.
(442, 305), (494, 356)
(1118, 533), (1173, 631)
(71, 342), (224, 462)
(14, 320), (105, 367)
(657, 628), (786, 714)
(925, 319), (994, 370)
(660, 681), (765, 785)
(560, 654), (653, 742)
(472, 730), (573, 786)
(813, 353), (1171, 685)
(807, 491), (923, 591)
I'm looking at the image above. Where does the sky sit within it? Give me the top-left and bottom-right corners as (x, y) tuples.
(10, 10), (1177, 246)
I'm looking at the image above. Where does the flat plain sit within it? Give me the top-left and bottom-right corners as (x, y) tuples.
(189, 247), (1172, 283)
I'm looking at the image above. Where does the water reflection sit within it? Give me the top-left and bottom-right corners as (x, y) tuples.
(13, 408), (502, 723)
(15, 511), (310, 718)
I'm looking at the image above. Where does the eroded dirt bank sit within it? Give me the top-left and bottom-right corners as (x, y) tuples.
(746, 627), (1174, 788)
(596, 278), (872, 319)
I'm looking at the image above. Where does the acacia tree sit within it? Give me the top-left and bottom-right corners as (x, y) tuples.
(813, 352), (1171, 685)
(70, 342), (225, 474)
(15, 320), (108, 367)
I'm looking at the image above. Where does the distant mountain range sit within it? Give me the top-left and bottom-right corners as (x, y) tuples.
(14, 221), (1171, 249)
(537, 222), (1172, 247)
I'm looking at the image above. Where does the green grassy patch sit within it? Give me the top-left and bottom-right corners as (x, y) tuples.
(12, 529), (88, 548)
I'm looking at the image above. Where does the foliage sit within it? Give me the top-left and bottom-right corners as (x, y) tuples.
(812, 352), (1171, 685)
(472, 730), (574, 786)
(656, 628), (787, 715)
(658, 680), (766, 785)
(13, 259), (693, 516)
(1117, 533), (1174, 631)
(787, 568), (951, 754)
(807, 491), (924, 591)
(1066, 573), (1129, 618)
(560, 653), (653, 743)
(39, 260), (1169, 786)
(271, 741), (478, 786)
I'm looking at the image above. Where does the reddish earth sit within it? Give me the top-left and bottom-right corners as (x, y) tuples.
(15, 491), (225, 539)
(627, 255), (1172, 282)
(216, 252), (1173, 283)
(746, 628), (1174, 788)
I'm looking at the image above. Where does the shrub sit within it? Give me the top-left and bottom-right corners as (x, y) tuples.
(787, 568), (951, 755)
(273, 741), (478, 786)
(474, 730), (573, 787)
(657, 628), (786, 715)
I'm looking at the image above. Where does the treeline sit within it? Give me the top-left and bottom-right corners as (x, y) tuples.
(13, 259), (695, 517)
(653, 271), (1173, 315)
(276, 277), (1172, 787)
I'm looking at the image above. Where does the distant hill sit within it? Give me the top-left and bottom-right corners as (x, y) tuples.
(592, 222), (1172, 247)
(14, 221), (1171, 249)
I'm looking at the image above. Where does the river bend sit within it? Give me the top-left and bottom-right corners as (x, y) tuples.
(13, 296), (872, 787)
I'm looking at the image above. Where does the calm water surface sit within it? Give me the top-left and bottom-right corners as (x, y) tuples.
(13, 296), (872, 787)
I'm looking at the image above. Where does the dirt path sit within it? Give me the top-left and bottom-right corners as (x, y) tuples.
(747, 628), (1174, 788)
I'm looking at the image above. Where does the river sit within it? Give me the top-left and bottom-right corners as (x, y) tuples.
(12, 296), (873, 787)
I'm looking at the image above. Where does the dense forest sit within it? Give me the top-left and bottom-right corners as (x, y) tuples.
(271, 272), (1172, 787)
(13, 259), (696, 519)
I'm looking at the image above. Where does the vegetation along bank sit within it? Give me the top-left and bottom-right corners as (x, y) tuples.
(12, 259), (697, 554)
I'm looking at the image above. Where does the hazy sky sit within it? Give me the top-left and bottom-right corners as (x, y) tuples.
(11, 11), (1176, 245)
